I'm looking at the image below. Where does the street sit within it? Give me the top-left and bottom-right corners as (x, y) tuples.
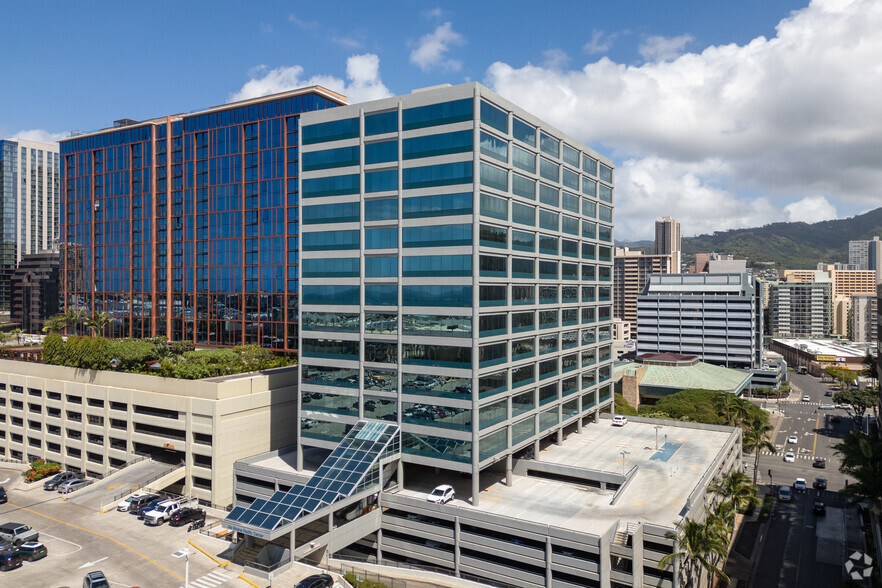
(750, 373), (868, 587)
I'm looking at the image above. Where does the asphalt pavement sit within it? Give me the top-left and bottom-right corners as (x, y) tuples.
(749, 373), (869, 587)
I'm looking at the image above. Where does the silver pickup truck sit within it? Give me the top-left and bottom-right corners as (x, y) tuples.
(0, 523), (39, 546)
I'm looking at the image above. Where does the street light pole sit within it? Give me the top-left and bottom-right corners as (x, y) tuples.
(173, 548), (190, 588)
(620, 450), (630, 476)
(654, 425), (662, 450)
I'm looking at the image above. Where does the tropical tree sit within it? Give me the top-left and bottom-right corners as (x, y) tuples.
(41, 313), (68, 334)
(63, 307), (86, 334)
(742, 417), (776, 485)
(716, 393), (748, 426)
(660, 517), (730, 585)
(834, 429), (882, 514)
(84, 312), (112, 337)
(862, 352), (878, 389)
(708, 470), (761, 514)
(833, 388), (877, 429)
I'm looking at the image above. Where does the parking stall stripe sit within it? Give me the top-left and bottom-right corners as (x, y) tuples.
(7, 501), (183, 582)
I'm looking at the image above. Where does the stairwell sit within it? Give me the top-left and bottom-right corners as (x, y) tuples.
(234, 544), (263, 566)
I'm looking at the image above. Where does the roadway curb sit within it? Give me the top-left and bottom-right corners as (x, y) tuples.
(188, 535), (231, 567)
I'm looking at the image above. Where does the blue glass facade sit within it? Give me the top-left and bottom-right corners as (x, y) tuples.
(298, 83), (615, 476)
(60, 87), (345, 349)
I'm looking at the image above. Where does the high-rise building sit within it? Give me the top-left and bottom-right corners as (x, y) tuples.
(10, 251), (60, 333)
(653, 216), (680, 271)
(636, 273), (762, 369)
(850, 293), (877, 343)
(767, 281), (833, 338)
(849, 236), (882, 277)
(782, 267), (875, 335)
(0, 138), (61, 312)
(613, 247), (670, 335)
(59, 87), (347, 348)
(293, 82), (616, 488)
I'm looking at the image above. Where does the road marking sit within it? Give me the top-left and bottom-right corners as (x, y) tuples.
(106, 482), (120, 490)
(812, 414), (820, 455)
(7, 501), (183, 581)
(78, 556), (109, 569)
(0, 477), (9, 484)
(180, 569), (237, 588)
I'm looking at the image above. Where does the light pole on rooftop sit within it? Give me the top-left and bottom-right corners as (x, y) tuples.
(620, 450), (630, 476)
(654, 425), (662, 450)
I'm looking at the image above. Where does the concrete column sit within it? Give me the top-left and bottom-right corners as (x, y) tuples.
(556, 428), (563, 445)
(505, 453), (513, 486)
(296, 441), (303, 471)
(471, 471), (480, 507)
(376, 528), (383, 562)
(533, 438), (541, 461)
(397, 458), (404, 489)
(454, 517), (461, 576)
(576, 416), (583, 433)
(545, 536), (553, 587)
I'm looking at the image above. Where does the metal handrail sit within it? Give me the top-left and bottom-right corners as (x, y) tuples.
(328, 554), (521, 588)
(108, 461), (185, 503)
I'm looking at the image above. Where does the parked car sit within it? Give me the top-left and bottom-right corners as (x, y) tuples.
(813, 457), (826, 469)
(0, 523), (39, 546)
(426, 484), (455, 504)
(0, 548), (22, 571)
(58, 479), (93, 494)
(43, 471), (83, 491)
(143, 499), (188, 526)
(169, 507), (206, 528)
(794, 478), (807, 491)
(611, 415), (628, 427)
(124, 493), (159, 514)
(778, 486), (792, 502)
(814, 477), (828, 490)
(294, 573), (334, 588)
(783, 452), (795, 463)
(117, 492), (157, 513)
(813, 501), (827, 515)
(0, 486), (6, 505)
(135, 498), (166, 519)
(15, 541), (47, 561)
(82, 570), (111, 588)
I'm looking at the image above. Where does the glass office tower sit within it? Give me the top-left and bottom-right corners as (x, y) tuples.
(59, 87), (345, 348)
(297, 83), (615, 493)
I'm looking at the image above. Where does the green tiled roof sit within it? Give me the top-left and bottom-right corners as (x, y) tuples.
(613, 360), (751, 394)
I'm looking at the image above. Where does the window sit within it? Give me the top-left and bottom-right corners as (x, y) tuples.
(479, 254), (507, 277)
(479, 224), (507, 248)
(512, 144), (536, 173)
(512, 311), (535, 333)
(512, 257), (535, 279)
(301, 339), (360, 360)
(403, 285), (472, 307)
(512, 202), (535, 226)
(403, 315), (471, 338)
(512, 230), (535, 252)
(302, 312), (360, 332)
(539, 210), (559, 231)
(302, 285), (359, 305)
(402, 99), (473, 130)
(365, 140), (398, 164)
(480, 132), (508, 163)
(513, 118), (536, 147)
(302, 202), (359, 225)
(539, 235), (559, 255)
(599, 183), (613, 203)
(539, 184), (559, 207)
(563, 144), (580, 167)
(301, 145), (359, 171)
(599, 163), (613, 182)
(302, 118), (359, 144)
(582, 177), (597, 197)
(403, 224), (471, 248)
(403, 130), (472, 160)
(512, 174), (535, 199)
(562, 215), (579, 235)
(540, 158), (559, 182)
(480, 193), (508, 220)
(361, 199), (397, 222)
(402, 344), (472, 368)
(365, 256), (397, 277)
(404, 192), (472, 218)
(403, 255), (472, 277)
(481, 101), (508, 133)
(480, 314), (507, 337)
(512, 285), (535, 305)
(480, 342), (507, 367)
(302, 230), (359, 251)
(540, 133), (560, 157)
(480, 162), (508, 192)
(365, 111), (398, 135)
(302, 174), (359, 198)
(365, 228), (397, 249)
(365, 170), (397, 193)
(403, 161), (473, 190)
(365, 284), (398, 306)
(583, 154), (598, 176)
(302, 258), (359, 277)
(480, 285), (506, 307)
(562, 168), (580, 191)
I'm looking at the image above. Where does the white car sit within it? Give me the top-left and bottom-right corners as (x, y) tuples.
(778, 486), (792, 502)
(794, 478), (807, 491)
(426, 485), (455, 504)
(787, 435), (798, 444)
(802, 395), (811, 402)
(143, 499), (184, 526)
(611, 415), (628, 427)
(784, 452), (796, 463)
(118, 492), (153, 512)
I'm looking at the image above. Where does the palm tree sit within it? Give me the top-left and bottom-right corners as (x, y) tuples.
(708, 470), (761, 514)
(834, 429), (882, 514)
(660, 517), (730, 585)
(63, 307), (86, 334)
(84, 312), (112, 337)
(41, 313), (68, 334)
(742, 417), (776, 485)
(6, 328), (23, 346)
(716, 393), (741, 426)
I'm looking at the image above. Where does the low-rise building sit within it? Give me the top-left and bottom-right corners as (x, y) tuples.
(769, 338), (875, 377)
(0, 359), (297, 508)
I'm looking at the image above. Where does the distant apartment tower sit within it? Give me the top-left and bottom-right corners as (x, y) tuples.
(782, 268), (875, 336)
(613, 247), (670, 335)
(849, 236), (882, 278)
(0, 138), (61, 312)
(636, 273), (761, 369)
(767, 281), (832, 338)
(850, 294), (877, 343)
(654, 216), (681, 271)
(10, 251), (60, 333)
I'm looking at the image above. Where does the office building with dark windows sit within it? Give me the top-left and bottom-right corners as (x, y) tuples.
(0, 138), (60, 313)
(59, 87), (346, 348)
(293, 82), (616, 485)
(10, 251), (60, 333)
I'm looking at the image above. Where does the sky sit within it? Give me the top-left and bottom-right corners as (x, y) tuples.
(1, 0), (879, 241)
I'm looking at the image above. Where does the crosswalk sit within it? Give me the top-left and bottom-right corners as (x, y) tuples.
(759, 451), (817, 460)
(179, 568), (237, 588)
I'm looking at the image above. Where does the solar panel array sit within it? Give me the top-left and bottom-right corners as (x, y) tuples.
(226, 420), (399, 534)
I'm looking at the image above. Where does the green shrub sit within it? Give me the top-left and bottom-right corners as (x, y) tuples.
(643, 389), (768, 426)
(344, 572), (390, 588)
(23, 459), (61, 483)
(614, 393), (638, 416)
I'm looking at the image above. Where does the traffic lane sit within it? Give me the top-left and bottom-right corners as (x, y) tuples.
(1, 485), (219, 588)
(788, 373), (830, 400)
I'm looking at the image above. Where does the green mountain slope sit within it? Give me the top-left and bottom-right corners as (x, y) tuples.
(681, 207), (882, 269)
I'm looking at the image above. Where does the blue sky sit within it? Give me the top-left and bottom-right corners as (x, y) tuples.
(3, 0), (880, 240)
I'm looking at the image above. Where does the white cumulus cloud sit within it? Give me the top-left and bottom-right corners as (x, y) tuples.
(638, 34), (694, 62)
(12, 129), (67, 144)
(409, 22), (465, 72)
(485, 0), (882, 239)
(784, 196), (838, 224)
(229, 54), (392, 105)
(583, 30), (618, 55)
